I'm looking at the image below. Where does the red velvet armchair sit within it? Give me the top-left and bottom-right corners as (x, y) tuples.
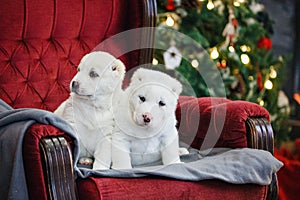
(0, 0), (278, 199)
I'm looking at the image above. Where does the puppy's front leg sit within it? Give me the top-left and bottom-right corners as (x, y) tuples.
(111, 132), (132, 169)
(93, 136), (111, 170)
(161, 133), (181, 165)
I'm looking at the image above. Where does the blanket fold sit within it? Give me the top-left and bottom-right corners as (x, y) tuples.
(0, 99), (78, 200)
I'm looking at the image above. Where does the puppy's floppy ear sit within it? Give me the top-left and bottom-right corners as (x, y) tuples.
(112, 59), (126, 72)
(171, 79), (182, 96)
(130, 68), (144, 84)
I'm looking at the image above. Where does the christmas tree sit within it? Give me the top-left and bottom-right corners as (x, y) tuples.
(153, 0), (291, 145)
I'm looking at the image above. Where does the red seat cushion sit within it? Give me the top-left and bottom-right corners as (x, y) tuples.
(77, 177), (267, 200)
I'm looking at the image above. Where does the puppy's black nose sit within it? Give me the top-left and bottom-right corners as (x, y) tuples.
(143, 117), (151, 123)
(71, 81), (79, 91)
(142, 113), (152, 123)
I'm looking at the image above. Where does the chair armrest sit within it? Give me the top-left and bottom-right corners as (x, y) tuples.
(40, 136), (77, 200)
(176, 96), (270, 149)
(23, 124), (76, 200)
(246, 118), (274, 154)
(246, 118), (278, 200)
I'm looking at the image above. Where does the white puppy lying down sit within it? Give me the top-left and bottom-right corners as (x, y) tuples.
(55, 51), (125, 170)
(112, 68), (183, 169)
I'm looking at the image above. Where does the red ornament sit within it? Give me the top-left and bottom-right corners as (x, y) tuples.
(165, 0), (176, 11)
(257, 72), (263, 91)
(294, 93), (300, 105)
(217, 60), (227, 69)
(257, 37), (272, 51)
(231, 18), (239, 28)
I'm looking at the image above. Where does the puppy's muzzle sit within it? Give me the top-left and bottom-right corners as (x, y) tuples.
(71, 81), (80, 92)
(142, 112), (153, 124)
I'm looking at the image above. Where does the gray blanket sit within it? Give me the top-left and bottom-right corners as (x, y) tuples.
(77, 147), (283, 185)
(0, 99), (283, 200)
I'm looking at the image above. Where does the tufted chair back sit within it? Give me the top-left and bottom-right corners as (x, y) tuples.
(0, 0), (155, 111)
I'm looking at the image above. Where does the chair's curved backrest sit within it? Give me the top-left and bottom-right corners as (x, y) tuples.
(0, 0), (156, 111)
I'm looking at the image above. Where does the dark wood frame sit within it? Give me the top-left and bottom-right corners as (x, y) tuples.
(294, 1), (300, 95)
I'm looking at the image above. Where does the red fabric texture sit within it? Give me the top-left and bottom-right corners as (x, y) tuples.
(176, 96), (270, 149)
(275, 139), (300, 200)
(0, 0), (142, 111)
(22, 124), (74, 200)
(77, 177), (267, 200)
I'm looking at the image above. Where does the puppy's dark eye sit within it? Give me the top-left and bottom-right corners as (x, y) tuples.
(159, 101), (166, 107)
(89, 71), (99, 78)
(139, 95), (146, 102)
(112, 65), (117, 71)
(77, 67), (80, 72)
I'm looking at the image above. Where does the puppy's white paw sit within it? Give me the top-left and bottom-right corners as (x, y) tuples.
(92, 161), (110, 170)
(179, 147), (189, 156)
(111, 164), (132, 170)
(78, 157), (94, 166)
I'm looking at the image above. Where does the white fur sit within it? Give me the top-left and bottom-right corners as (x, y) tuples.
(54, 51), (125, 170)
(112, 68), (183, 169)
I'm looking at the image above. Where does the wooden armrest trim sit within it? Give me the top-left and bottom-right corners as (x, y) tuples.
(246, 117), (277, 200)
(40, 137), (77, 200)
(246, 117), (274, 154)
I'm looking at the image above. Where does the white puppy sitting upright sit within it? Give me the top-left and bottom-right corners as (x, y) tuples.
(55, 51), (125, 170)
(112, 68), (182, 169)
